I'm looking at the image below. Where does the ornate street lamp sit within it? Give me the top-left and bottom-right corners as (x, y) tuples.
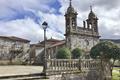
(42, 21), (48, 75)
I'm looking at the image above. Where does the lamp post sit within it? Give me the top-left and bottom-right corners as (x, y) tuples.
(42, 21), (48, 75)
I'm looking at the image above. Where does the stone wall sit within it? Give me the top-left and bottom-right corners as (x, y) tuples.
(70, 35), (99, 51)
(47, 71), (101, 80)
(45, 59), (111, 80)
(61, 71), (101, 80)
(0, 38), (30, 63)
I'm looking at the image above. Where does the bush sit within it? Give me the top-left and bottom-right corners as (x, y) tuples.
(72, 48), (82, 59)
(56, 47), (71, 59)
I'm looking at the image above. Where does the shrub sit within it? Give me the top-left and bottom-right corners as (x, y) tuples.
(56, 47), (71, 59)
(72, 48), (82, 59)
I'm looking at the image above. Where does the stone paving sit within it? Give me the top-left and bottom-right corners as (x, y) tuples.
(0, 65), (43, 77)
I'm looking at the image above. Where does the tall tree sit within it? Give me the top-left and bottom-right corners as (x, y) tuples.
(90, 41), (120, 78)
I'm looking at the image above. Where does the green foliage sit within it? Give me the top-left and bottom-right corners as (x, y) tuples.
(90, 41), (120, 60)
(56, 47), (71, 59)
(72, 48), (82, 59)
(110, 46), (120, 60)
(112, 68), (120, 80)
(90, 41), (120, 78)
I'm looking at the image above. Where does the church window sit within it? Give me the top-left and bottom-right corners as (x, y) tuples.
(89, 24), (92, 29)
(72, 18), (75, 26)
(72, 21), (75, 26)
(85, 39), (89, 46)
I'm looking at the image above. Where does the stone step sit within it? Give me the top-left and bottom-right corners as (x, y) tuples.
(0, 73), (49, 80)
(1, 76), (47, 80)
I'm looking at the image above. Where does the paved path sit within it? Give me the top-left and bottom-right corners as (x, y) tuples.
(0, 65), (43, 77)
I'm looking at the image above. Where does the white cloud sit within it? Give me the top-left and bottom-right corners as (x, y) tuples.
(0, 0), (58, 20)
(58, 0), (120, 39)
(0, 0), (120, 44)
(38, 11), (65, 33)
(0, 11), (65, 43)
(0, 0), (65, 43)
(0, 18), (42, 43)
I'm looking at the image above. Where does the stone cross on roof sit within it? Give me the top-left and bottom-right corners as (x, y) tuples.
(69, 0), (72, 6)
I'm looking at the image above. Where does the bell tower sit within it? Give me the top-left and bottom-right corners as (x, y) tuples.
(65, 0), (78, 33)
(86, 6), (98, 33)
(65, 0), (78, 49)
(64, 2), (100, 52)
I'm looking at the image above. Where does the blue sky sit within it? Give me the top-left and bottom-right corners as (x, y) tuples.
(0, 0), (120, 43)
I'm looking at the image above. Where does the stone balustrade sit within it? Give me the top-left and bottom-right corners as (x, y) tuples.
(80, 59), (100, 71)
(45, 59), (100, 75)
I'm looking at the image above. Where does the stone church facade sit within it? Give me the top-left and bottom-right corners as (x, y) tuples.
(65, 1), (100, 52)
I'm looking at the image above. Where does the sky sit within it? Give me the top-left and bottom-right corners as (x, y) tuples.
(0, 0), (120, 43)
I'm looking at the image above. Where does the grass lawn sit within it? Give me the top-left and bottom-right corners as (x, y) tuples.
(112, 67), (120, 80)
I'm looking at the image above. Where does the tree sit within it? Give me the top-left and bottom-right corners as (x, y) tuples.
(56, 47), (71, 59)
(90, 41), (120, 78)
(72, 48), (82, 59)
(110, 46), (120, 69)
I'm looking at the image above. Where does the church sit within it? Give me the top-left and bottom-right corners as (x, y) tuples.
(32, 0), (100, 64)
(65, 0), (100, 51)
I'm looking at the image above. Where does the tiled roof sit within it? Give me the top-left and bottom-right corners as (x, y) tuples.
(48, 41), (65, 48)
(30, 44), (44, 47)
(0, 36), (30, 43)
(32, 39), (65, 48)
(41, 38), (61, 42)
(39, 38), (63, 45)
